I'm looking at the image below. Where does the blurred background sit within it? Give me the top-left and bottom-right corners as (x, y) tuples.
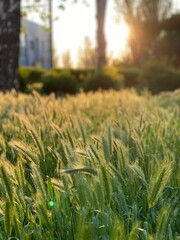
(0, 0), (180, 94)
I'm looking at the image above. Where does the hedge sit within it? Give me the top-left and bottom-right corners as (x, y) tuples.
(84, 67), (124, 92)
(118, 67), (140, 87)
(139, 59), (180, 94)
(18, 67), (44, 92)
(42, 70), (78, 95)
(17, 62), (180, 94)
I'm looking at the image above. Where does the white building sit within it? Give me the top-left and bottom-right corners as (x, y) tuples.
(20, 19), (51, 69)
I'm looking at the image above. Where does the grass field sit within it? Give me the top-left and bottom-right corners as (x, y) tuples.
(0, 89), (179, 239)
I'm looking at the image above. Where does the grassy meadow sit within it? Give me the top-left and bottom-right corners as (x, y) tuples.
(0, 89), (179, 239)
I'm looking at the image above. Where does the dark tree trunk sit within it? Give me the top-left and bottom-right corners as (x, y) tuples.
(0, 0), (21, 91)
(96, 0), (107, 72)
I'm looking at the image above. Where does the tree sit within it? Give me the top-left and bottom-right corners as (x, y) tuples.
(78, 37), (96, 68)
(156, 14), (180, 66)
(96, 0), (107, 72)
(0, 0), (21, 91)
(0, 0), (108, 91)
(60, 0), (108, 71)
(61, 50), (72, 68)
(115, 0), (172, 65)
(0, 0), (53, 91)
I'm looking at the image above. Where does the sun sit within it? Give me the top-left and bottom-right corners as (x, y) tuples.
(106, 20), (130, 59)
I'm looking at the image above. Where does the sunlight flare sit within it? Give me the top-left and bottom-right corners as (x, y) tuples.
(106, 21), (130, 58)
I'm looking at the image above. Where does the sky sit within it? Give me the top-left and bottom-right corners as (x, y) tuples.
(53, 0), (130, 66)
(23, 0), (180, 67)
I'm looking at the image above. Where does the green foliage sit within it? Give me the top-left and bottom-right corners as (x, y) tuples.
(18, 64), (180, 95)
(0, 89), (179, 239)
(53, 68), (94, 87)
(42, 70), (78, 94)
(18, 67), (44, 92)
(119, 67), (140, 87)
(158, 14), (180, 66)
(84, 67), (124, 91)
(139, 59), (180, 93)
(115, 0), (172, 65)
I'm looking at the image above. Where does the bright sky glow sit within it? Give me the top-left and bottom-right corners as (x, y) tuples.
(53, 0), (130, 67)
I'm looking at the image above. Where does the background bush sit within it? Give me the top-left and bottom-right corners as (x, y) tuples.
(84, 67), (124, 92)
(18, 62), (180, 95)
(42, 70), (78, 94)
(139, 58), (180, 94)
(118, 67), (140, 87)
(18, 67), (44, 92)
(52, 68), (94, 89)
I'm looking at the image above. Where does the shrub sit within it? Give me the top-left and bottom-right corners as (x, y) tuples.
(19, 67), (44, 92)
(71, 68), (94, 78)
(139, 59), (180, 94)
(118, 67), (140, 87)
(42, 70), (78, 94)
(52, 68), (94, 87)
(84, 67), (124, 92)
(71, 69), (94, 87)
